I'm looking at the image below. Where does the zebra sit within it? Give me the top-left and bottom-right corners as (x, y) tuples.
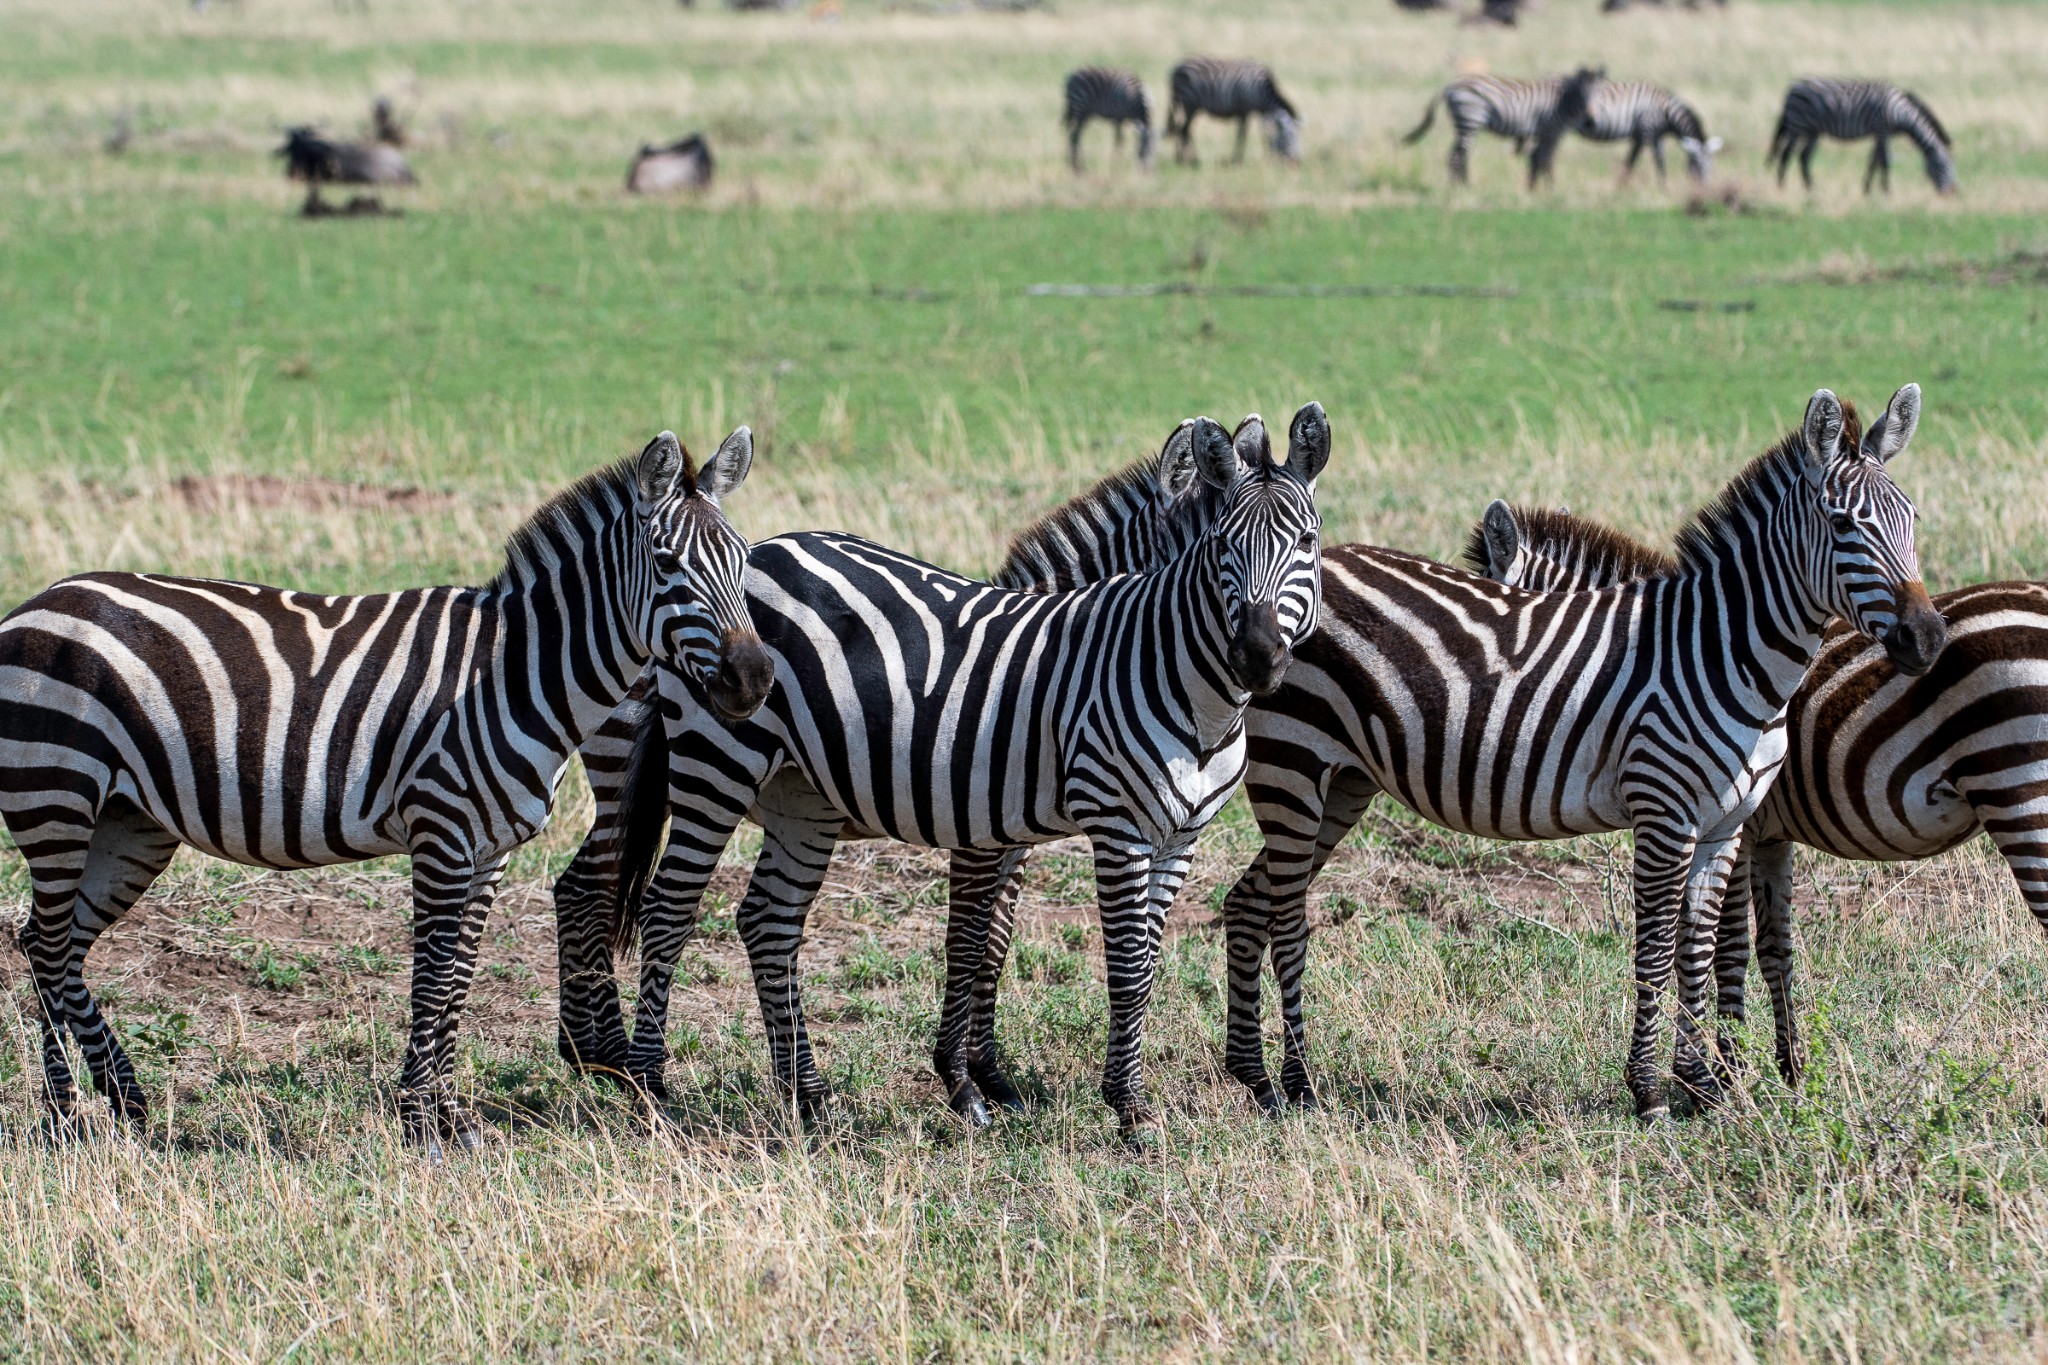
(1474, 484), (2048, 1094)
(556, 409), (1330, 1139)
(1404, 69), (1603, 186)
(1165, 57), (1301, 166)
(1064, 67), (1153, 172)
(0, 428), (769, 1154)
(551, 417), (1229, 1118)
(1769, 78), (1955, 194)
(1211, 386), (1943, 1121)
(1574, 80), (1721, 183)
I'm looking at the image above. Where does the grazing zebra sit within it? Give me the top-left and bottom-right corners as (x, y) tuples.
(558, 409), (1330, 1138)
(1165, 57), (1301, 166)
(1404, 68), (1603, 186)
(1476, 488), (2048, 1092)
(0, 429), (770, 1153)
(1769, 78), (1955, 194)
(1064, 67), (1153, 171)
(552, 418), (1229, 1121)
(1213, 386), (1943, 1121)
(1575, 80), (1721, 182)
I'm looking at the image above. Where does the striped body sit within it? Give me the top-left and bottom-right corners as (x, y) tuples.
(1404, 69), (1602, 186)
(1217, 389), (1942, 1119)
(1478, 500), (2048, 1089)
(1064, 67), (1153, 171)
(1576, 80), (1719, 182)
(555, 412), (1330, 1134)
(1770, 78), (1955, 193)
(1166, 57), (1300, 165)
(0, 431), (766, 1150)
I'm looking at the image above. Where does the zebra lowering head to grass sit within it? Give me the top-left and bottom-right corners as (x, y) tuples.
(1574, 79), (1721, 183)
(1405, 68), (1602, 186)
(0, 428), (769, 1155)
(1166, 57), (1301, 166)
(1064, 67), (1153, 172)
(1476, 445), (2048, 1100)
(1213, 386), (1944, 1122)
(557, 409), (1329, 1141)
(1770, 78), (1955, 194)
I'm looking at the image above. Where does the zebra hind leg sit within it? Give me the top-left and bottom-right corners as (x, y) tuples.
(1747, 839), (1800, 1087)
(430, 854), (511, 1152)
(61, 802), (181, 1122)
(964, 850), (1030, 1113)
(1669, 833), (1743, 1111)
(10, 811), (95, 1131)
(399, 846), (480, 1158)
(1709, 835), (1757, 1081)
(728, 793), (844, 1123)
(1270, 773), (1377, 1108)
(552, 842), (633, 1082)
(1798, 134), (1819, 189)
(1448, 133), (1471, 184)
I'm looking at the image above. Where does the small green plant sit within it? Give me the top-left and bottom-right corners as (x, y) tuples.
(840, 937), (902, 990)
(247, 946), (318, 992)
(331, 945), (398, 976)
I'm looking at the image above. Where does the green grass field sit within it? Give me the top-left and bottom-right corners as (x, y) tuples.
(5, 0), (2048, 1359)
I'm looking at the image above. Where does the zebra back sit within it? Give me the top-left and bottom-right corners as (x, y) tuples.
(1064, 67), (1149, 127)
(1170, 57), (1295, 120)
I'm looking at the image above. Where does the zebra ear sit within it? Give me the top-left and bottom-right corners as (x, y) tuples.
(1286, 401), (1331, 487)
(1801, 389), (1845, 484)
(698, 425), (754, 503)
(1191, 416), (1241, 491)
(1861, 383), (1921, 465)
(1155, 419), (1201, 501)
(1233, 414), (1270, 471)
(637, 431), (692, 505)
(1482, 500), (1522, 580)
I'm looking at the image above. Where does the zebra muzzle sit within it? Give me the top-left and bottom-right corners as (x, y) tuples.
(706, 629), (774, 719)
(1227, 601), (1292, 696)
(1880, 581), (1946, 677)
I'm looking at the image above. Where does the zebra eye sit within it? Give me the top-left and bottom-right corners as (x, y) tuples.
(1297, 530), (1318, 553)
(652, 547), (681, 571)
(1828, 512), (1855, 536)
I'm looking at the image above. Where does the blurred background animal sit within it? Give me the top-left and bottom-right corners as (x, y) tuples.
(1165, 56), (1300, 165)
(626, 134), (715, 193)
(1770, 78), (1955, 194)
(1063, 67), (1153, 171)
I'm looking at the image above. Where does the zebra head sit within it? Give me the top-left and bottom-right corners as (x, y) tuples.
(1268, 109), (1302, 162)
(1191, 402), (1329, 696)
(1797, 385), (1946, 676)
(1678, 135), (1723, 183)
(634, 426), (773, 719)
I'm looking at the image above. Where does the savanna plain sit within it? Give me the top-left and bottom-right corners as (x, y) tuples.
(4, 0), (2048, 1358)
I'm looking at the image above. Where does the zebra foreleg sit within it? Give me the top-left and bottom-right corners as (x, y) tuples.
(553, 841), (630, 1079)
(429, 852), (511, 1152)
(1068, 116), (1086, 173)
(1272, 774), (1376, 1108)
(621, 803), (750, 1101)
(934, 845), (1029, 1126)
(1670, 833), (1743, 1109)
(1709, 833), (1757, 1077)
(965, 848), (1031, 1112)
(1865, 135), (1891, 194)
(1798, 134), (1819, 189)
(1087, 824), (1162, 1140)
(1747, 838), (1800, 1087)
(400, 842), (483, 1156)
(1623, 137), (1645, 181)
(1623, 824), (1699, 1121)
(1649, 136), (1667, 183)
(1232, 115), (1249, 165)
(720, 780), (844, 1121)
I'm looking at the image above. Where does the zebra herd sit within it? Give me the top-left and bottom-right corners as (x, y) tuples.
(15, 379), (2037, 1150)
(1069, 60), (1957, 194)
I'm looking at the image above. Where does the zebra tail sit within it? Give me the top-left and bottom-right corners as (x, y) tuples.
(608, 697), (672, 959)
(1902, 91), (1951, 148)
(1402, 95), (1439, 144)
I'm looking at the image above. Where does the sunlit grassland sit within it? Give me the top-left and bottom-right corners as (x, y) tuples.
(3, 0), (2048, 1359)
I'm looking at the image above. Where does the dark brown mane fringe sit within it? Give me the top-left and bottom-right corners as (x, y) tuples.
(1462, 505), (1676, 579)
(1673, 400), (1859, 572)
(489, 457), (639, 591)
(995, 456), (1159, 582)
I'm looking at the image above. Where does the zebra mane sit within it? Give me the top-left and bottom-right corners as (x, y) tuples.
(1460, 504), (1675, 582)
(1902, 90), (1951, 148)
(994, 456), (1168, 591)
(489, 457), (651, 592)
(1669, 98), (1706, 142)
(1674, 401), (1863, 572)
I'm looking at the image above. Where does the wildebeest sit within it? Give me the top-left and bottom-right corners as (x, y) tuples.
(276, 126), (417, 186)
(626, 134), (715, 193)
(372, 97), (406, 148)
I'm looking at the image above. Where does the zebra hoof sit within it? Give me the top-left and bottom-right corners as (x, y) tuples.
(970, 1066), (1027, 1114)
(444, 1107), (488, 1153)
(110, 1089), (151, 1124)
(943, 1075), (992, 1129)
(628, 1071), (672, 1108)
(961, 1095), (993, 1130)
(1285, 1084), (1321, 1113)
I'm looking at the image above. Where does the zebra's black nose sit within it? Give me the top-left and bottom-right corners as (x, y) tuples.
(1883, 583), (1946, 678)
(707, 630), (774, 719)
(1227, 601), (1292, 696)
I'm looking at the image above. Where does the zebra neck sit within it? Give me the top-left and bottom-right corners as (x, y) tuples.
(1678, 504), (1835, 717)
(484, 527), (653, 755)
(1156, 539), (1253, 746)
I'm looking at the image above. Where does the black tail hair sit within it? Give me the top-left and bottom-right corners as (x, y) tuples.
(609, 699), (673, 959)
(1402, 95), (1439, 144)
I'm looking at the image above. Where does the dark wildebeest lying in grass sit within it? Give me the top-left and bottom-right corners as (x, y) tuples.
(626, 135), (715, 193)
(277, 126), (415, 218)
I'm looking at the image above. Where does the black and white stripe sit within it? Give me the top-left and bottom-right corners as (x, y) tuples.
(1165, 57), (1300, 165)
(1216, 387), (1943, 1120)
(1064, 67), (1153, 171)
(0, 428), (768, 1153)
(1476, 483), (2048, 1094)
(1770, 78), (1955, 194)
(1575, 80), (1720, 182)
(1404, 68), (1603, 186)
(555, 410), (1329, 1137)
